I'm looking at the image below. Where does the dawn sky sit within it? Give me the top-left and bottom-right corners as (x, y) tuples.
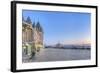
(22, 10), (91, 45)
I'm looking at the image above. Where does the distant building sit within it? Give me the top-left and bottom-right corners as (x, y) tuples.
(22, 16), (43, 57)
(55, 43), (63, 48)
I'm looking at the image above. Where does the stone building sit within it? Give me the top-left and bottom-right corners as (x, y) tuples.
(22, 16), (43, 57)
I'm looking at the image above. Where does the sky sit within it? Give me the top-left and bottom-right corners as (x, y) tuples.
(22, 10), (91, 45)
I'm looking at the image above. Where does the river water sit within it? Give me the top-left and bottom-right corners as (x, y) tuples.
(23, 48), (91, 63)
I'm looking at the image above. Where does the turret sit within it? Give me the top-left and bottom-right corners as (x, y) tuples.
(36, 21), (43, 32)
(26, 16), (32, 24)
(32, 22), (35, 28)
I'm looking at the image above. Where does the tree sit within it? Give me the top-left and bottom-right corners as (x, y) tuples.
(22, 23), (27, 31)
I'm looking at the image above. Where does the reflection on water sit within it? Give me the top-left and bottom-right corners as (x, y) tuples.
(22, 48), (91, 63)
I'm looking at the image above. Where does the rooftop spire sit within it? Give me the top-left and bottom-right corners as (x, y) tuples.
(36, 21), (43, 32)
(26, 16), (32, 24)
(22, 16), (25, 21)
(32, 22), (35, 28)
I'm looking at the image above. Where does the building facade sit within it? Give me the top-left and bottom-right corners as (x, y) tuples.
(22, 17), (43, 58)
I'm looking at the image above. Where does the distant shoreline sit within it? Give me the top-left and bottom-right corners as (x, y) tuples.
(44, 47), (91, 50)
